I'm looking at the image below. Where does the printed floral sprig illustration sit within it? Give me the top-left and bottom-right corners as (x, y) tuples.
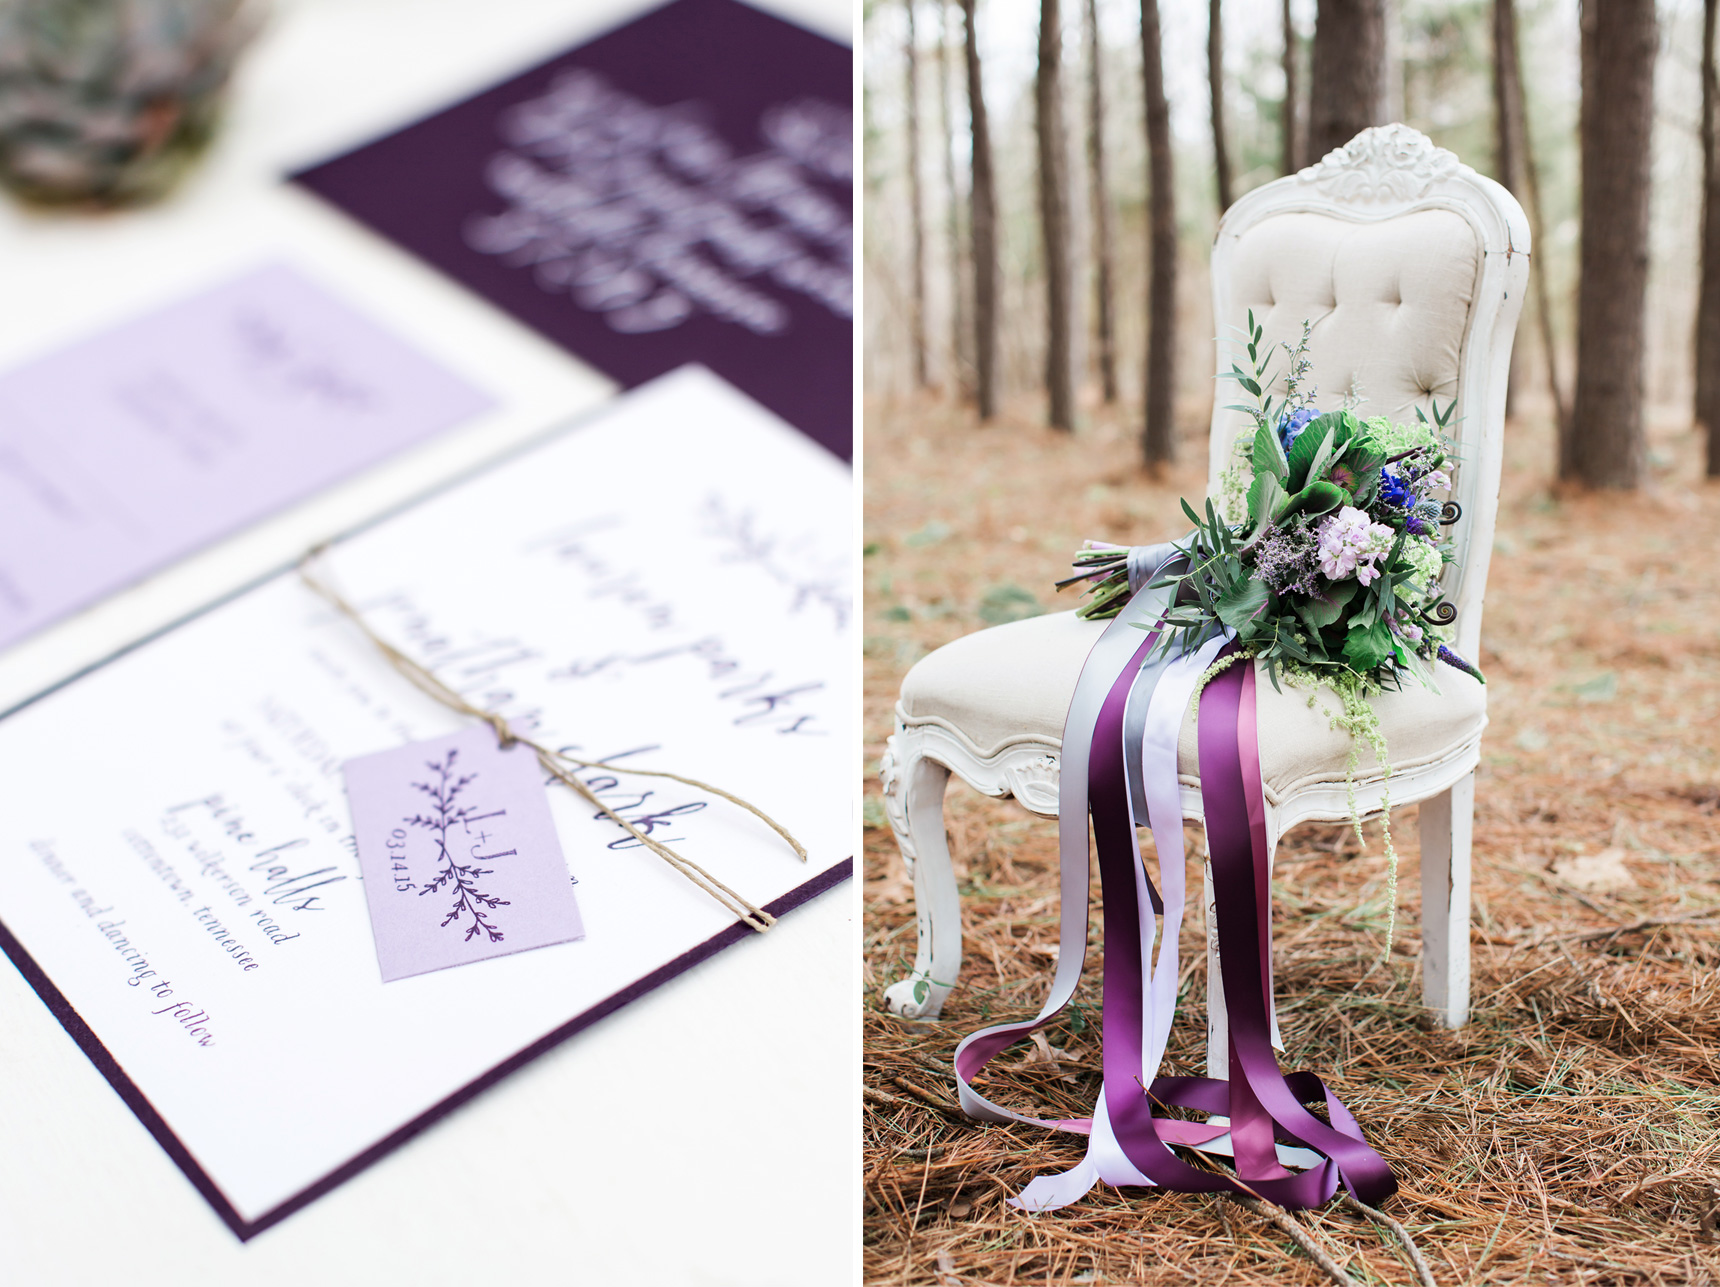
(405, 749), (509, 943)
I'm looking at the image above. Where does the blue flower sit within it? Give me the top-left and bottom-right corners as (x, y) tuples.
(1276, 406), (1317, 451)
(1378, 468), (1413, 508)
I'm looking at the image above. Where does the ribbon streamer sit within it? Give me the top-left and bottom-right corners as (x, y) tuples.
(952, 544), (1398, 1212)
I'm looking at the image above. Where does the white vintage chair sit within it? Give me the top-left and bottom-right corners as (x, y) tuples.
(879, 126), (1528, 1070)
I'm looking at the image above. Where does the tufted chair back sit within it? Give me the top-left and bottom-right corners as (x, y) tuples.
(1204, 125), (1529, 663)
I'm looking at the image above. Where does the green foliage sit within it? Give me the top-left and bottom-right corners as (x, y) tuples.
(1285, 409), (1356, 492)
(1343, 618), (1394, 672)
(1280, 479), (1349, 522)
(1291, 579), (1358, 632)
(1245, 470), (1288, 531)
(1252, 421), (1290, 483)
(1214, 577), (1270, 631)
(0, 0), (255, 207)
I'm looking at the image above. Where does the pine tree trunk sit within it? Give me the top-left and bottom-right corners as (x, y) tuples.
(1037, 0), (1075, 431)
(1697, 0), (1720, 475)
(1209, 0), (1232, 212)
(1281, 0), (1299, 174)
(1085, 0), (1117, 403)
(905, 0), (929, 390)
(940, 0), (971, 398)
(1492, 1), (1518, 196)
(1506, 0), (1567, 455)
(1493, 0), (1521, 416)
(962, 0), (999, 420)
(1141, 0), (1176, 468)
(1570, 0), (1656, 489)
(1308, 0), (1387, 162)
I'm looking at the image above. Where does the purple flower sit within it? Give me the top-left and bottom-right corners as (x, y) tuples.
(1251, 523), (1322, 597)
(1277, 406), (1318, 451)
(1405, 514), (1430, 537)
(1437, 644), (1485, 684)
(1316, 506), (1395, 581)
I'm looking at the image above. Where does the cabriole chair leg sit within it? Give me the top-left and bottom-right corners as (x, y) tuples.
(880, 738), (961, 1020)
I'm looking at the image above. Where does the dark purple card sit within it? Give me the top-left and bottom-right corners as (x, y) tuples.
(293, 0), (852, 460)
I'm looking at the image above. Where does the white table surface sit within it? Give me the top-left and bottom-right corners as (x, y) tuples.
(0, 2), (857, 1282)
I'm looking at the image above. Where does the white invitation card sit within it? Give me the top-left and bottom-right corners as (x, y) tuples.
(0, 367), (850, 1237)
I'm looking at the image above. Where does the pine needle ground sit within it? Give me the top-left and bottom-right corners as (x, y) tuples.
(862, 391), (1720, 1286)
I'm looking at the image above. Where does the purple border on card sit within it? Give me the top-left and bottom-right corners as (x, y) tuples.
(293, 0), (852, 461)
(0, 857), (849, 1240)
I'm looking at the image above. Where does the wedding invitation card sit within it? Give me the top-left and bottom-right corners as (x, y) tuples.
(294, 0), (852, 460)
(0, 264), (493, 653)
(0, 367), (850, 1237)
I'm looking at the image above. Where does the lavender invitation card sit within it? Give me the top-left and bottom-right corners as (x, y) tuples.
(294, 0), (852, 461)
(0, 368), (849, 1237)
(0, 264), (492, 652)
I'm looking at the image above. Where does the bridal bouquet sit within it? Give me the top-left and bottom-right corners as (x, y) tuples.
(1064, 313), (1483, 692)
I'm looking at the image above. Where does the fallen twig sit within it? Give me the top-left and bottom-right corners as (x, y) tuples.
(1340, 1192), (1440, 1287)
(1226, 1193), (1361, 1287)
(1615, 1162), (1720, 1207)
(889, 1075), (969, 1118)
(1545, 912), (1720, 946)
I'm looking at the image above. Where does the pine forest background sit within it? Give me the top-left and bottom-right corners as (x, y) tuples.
(863, 0), (1711, 464)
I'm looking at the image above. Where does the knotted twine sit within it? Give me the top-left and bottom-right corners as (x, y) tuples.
(950, 541), (1397, 1211)
(299, 547), (805, 933)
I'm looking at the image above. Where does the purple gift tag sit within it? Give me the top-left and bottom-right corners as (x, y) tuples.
(293, 0), (852, 460)
(343, 726), (584, 981)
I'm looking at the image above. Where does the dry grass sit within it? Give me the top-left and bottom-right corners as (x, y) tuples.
(862, 390), (1720, 1286)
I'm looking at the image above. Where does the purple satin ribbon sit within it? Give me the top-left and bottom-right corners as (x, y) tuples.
(959, 631), (1398, 1210)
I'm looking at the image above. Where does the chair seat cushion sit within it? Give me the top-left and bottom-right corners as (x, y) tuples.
(897, 611), (1486, 806)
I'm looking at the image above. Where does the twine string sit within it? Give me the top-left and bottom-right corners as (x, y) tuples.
(299, 547), (806, 933)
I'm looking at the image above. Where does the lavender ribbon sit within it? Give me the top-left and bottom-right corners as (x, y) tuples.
(954, 546), (1398, 1212)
